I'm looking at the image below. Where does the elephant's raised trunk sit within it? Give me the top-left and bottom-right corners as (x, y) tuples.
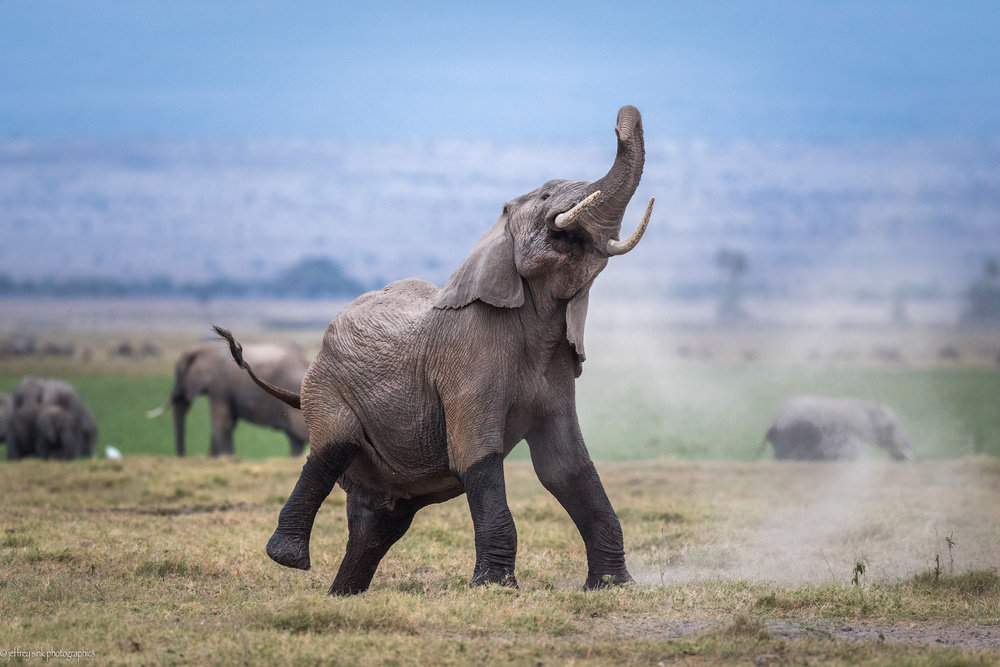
(573, 106), (648, 255)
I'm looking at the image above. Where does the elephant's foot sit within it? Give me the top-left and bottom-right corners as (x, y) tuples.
(327, 577), (372, 597)
(583, 570), (634, 590)
(471, 568), (518, 589)
(266, 530), (311, 570)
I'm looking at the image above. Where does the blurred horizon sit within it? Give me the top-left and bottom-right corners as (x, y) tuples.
(2, 1), (1000, 329)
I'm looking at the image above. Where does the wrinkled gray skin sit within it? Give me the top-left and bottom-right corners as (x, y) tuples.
(220, 106), (652, 595)
(4, 377), (97, 460)
(151, 342), (310, 457)
(762, 395), (914, 461)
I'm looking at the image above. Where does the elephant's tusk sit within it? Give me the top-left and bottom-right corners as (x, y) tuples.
(146, 402), (170, 419)
(606, 197), (654, 257)
(554, 191), (601, 229)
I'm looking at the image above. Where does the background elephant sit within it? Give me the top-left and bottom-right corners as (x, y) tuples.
(0, 392), (10, 453)
(149, 341), (310, 457)
(3, 376), (97, 460)
(36, 403), (92, 459)
(218, 105), (654, 595)
(761, 395), (914, 461)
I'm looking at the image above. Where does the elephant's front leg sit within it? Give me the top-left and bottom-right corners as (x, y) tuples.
(526, 415), (632, 589)
(268, 441), (360, 570)
(461, 452), (518, 587)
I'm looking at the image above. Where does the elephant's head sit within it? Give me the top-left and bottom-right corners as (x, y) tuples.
(14, 376), (45, 410)
(172, 346), (221, 404)
(870, 403), (913, 461)
(434, 105), (651, 370)
(36, 404), (77, 459)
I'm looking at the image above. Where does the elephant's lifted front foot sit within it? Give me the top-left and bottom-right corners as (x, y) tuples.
(471, 567), (518, 589)
(266, 530), (311, 570)
(583, 570), (634, 590)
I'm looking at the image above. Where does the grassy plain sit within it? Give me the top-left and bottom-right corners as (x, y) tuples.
(2, 307), (1000, 664)
(1, 456), (999, 665)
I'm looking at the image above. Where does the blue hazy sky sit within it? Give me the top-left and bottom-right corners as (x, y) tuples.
(1, 0), (998, 142)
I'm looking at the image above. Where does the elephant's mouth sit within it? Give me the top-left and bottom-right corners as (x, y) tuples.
(551, 191), (654, 258)
(553, 191), (601, 230)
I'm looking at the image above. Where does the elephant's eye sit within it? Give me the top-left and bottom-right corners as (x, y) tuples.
(539, 192), (551, 201)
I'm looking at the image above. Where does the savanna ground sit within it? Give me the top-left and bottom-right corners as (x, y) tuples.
(2, 297), (1000, 665)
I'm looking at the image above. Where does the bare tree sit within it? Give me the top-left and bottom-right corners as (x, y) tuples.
(715, 248), (749, 326)
(961, 257), (1000, 327)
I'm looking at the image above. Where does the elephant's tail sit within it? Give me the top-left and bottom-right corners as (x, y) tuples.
(145, 401), (171, 419)
(212, 325), (302, 410)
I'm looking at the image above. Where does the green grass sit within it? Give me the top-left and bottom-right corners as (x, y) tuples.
(560, 366), (1000, 461)
(0, 375), (299, 459)
(5, 366), (1000, 462)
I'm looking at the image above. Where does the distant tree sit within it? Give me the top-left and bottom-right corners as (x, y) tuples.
(271, 257), (367, 299)
(890, 287), (911, 328)
(715, 248), (750, 326)
(961, 257), (1000, 327)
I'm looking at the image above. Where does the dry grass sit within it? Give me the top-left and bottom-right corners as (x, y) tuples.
(2, 455), (998, 665)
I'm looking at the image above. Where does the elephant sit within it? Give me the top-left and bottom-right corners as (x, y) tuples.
(0, 392), (12, 455)
(36, 403), (92, 459)
(3, 376), (97, 460)
(760, 395), (914, 461)
(148, 341), (310, 457)
(215, 105), (655, 595)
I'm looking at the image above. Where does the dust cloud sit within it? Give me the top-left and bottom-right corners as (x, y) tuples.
(581, 297), (1000, 587)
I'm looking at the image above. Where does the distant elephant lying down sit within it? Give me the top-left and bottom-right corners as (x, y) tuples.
(762, 395), (913, 461)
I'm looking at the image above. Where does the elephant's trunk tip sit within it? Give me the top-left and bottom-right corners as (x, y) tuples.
(615, 105), (641, 143)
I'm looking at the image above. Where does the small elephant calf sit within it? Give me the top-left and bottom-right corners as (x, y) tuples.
(762, 395), (913, 461)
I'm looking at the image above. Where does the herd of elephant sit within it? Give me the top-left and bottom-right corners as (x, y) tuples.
(0, 376), (98, 460)
(0, 107), (914, 596)
(1, 344), (914, 465)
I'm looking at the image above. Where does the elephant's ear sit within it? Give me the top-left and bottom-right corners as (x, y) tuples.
(565, 282), (593, 378)
(433, 209), (524, 310)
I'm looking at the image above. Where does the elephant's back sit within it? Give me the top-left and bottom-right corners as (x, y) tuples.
(772, 395), (863, 426)
(328, 278), (439, 346)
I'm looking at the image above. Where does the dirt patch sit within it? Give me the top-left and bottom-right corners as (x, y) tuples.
(608, 617), (1000, 649)
(767, 620), (1000, 649)
(95, 501), (266, 516)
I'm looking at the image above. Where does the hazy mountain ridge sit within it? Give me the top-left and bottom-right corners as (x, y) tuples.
(2, 138), (998, 302)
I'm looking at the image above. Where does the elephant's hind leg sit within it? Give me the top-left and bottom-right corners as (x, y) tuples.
(328, 492), (426, 596)
(208, 399), (236, 456)
(267, 441), (360, 570)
